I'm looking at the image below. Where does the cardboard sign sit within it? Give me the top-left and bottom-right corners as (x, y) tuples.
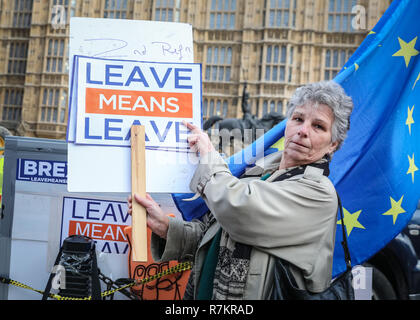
(124, 227), (191, 300)
(67, 18), (199, 193)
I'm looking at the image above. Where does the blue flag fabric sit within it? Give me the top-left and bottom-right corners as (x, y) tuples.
(330, 0), (420, 276)
(171, 0), (420, 278)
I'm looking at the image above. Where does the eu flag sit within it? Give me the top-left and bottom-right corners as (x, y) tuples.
(172, 0), (420, 278)
(330, 0), (420, 276)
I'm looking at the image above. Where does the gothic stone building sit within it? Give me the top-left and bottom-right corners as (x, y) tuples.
(0, 0), (391, 139)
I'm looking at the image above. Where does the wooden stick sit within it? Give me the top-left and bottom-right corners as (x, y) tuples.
(130, 125), (148, 262)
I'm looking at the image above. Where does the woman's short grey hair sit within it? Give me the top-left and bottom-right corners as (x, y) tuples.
(286, 81), (354, 152)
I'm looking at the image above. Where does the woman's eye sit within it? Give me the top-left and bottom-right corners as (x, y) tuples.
(314, 124), (325, 130)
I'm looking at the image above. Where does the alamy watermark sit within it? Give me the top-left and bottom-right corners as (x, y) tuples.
(51, 264), (66, 290)
(351, 5), (367, 31)
(51, 5), (66, 30)
(352, 265), (373, 300)
(51, 4), (368, 31)
(153, 128), (267, 166)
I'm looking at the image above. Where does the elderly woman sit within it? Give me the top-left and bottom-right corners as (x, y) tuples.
(128, 81), (353, 299)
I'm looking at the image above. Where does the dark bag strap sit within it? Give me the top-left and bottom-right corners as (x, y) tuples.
(337, 193), (352, 270)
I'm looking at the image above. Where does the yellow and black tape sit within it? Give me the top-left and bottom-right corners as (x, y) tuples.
(0, 261), (192, 300)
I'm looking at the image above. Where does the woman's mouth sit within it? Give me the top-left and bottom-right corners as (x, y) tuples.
(291, 141), (308, 149)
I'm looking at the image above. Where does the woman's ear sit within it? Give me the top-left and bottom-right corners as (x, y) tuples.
(328, 140), (339, 154)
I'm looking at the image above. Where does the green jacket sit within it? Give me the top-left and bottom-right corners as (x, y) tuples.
(151, 150), (338, 299)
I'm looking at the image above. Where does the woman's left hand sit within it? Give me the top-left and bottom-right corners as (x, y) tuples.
(183, 120), (215, 156)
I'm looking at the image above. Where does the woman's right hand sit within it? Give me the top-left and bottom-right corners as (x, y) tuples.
(127, 193), (169, 239)
(183, 120), (215, 156)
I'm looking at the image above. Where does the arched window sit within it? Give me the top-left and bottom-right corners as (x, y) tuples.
(203, 98), (208, 118)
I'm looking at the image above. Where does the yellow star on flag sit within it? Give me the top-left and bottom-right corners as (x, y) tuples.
(392, 36), (419, 67)
(382, 196), (406, 225)
(337, 207), (365, 237)
(406, 105), (415, 135)
(407, 154), (418, 183)
(270, 137), (284, 151)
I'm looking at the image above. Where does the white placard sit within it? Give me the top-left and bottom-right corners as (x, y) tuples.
(60, 197), (131, 255)
(67, 18), (198, 193)
(70, 56), (201, 150)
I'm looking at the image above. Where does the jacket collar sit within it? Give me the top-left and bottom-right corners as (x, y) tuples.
(243, 151), (330, 178)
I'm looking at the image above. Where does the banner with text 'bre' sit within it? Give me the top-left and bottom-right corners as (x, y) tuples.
(71, 56), (202, 151)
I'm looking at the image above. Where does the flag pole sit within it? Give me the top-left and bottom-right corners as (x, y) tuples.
(130, 125), (148, 262)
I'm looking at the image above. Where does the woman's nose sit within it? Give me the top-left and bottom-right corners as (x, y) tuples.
(297, 123), (309, 137)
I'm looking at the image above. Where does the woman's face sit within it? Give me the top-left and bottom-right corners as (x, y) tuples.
(281, 102), (338, 168)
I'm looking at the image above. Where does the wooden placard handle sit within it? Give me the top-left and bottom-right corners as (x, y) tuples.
(130, 125), (148, 262)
